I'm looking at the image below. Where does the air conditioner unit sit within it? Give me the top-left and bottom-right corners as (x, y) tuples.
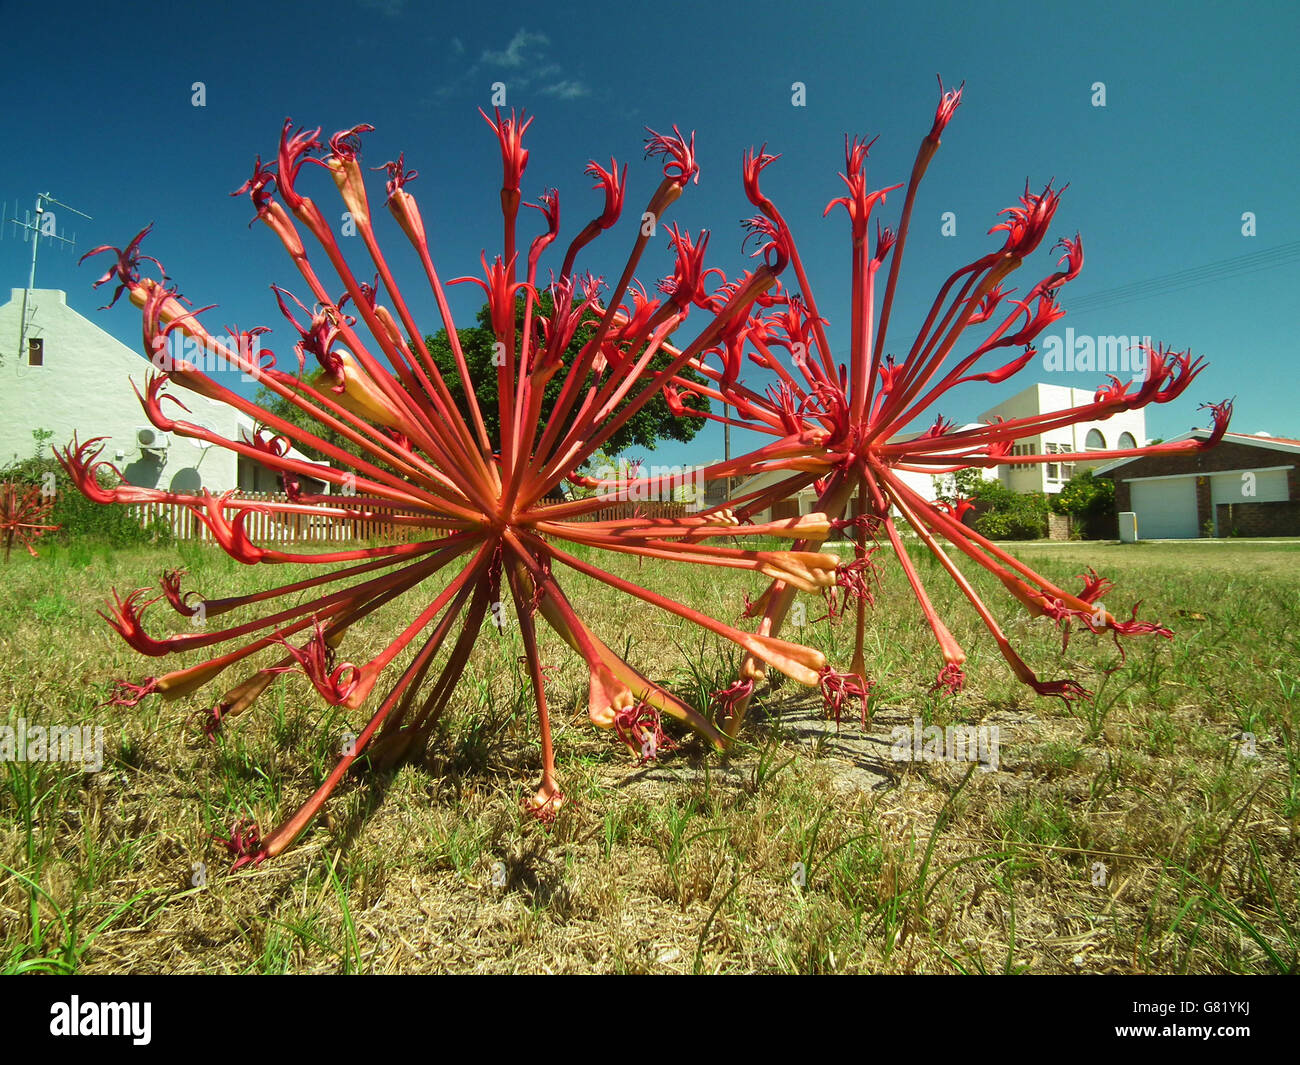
(137, 427), (171, 452)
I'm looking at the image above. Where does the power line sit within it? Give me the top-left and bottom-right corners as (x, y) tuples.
(1061, 240), (1300, 317)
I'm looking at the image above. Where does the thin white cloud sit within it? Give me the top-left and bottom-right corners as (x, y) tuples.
(432, 28), (589, 104)
(359, 0), (406, 16)
(540, 80), (590, 100)
(481, 29), (549, 69)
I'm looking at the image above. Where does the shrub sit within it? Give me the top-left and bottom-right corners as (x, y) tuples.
(1050, 469), (1116, 539)
(972, 480), (1049, 540)
(2, 452), (158, 547)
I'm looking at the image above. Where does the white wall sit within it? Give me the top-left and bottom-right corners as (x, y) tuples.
(0, 289), (239, 492)
(979, 382), (1146, 494)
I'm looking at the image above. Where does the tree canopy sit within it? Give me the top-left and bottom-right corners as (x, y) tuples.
(254, 293), (710, 471)
(423, 293), (709, 457)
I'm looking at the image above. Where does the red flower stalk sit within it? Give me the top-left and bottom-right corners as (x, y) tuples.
(0, 482), (59, 561)
(661, 79), (1229, 732)
(74, 111), (839, 866)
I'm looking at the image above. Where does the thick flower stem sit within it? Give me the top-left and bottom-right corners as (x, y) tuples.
(506, 561), (563, 816)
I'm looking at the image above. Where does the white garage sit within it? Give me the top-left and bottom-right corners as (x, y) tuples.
(1130, 477), (1198, 539)
(1096, 431), (1300, 540)
(1210, 469), (1290, 535)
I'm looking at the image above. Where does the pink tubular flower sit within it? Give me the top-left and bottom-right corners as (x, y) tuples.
(991, 179), (1066, 259)
(81, 224), (165, 309)
(927, 76), (964, 143)
(274, 120), (325, 211)
(374, 152), (418, 204)
(0, 482), (59, 561)
(75, 109), (841, 866)
(819, 666), (871, 727)
(661, 77), (1229, 733)
(644, 124), (698, 187)
(482, 108), (533, 193)
(825, 135), (901, 242)
(214, 819), (266, 871)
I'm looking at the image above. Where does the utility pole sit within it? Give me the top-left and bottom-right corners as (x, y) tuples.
(4, 192), (92, 365)
(723, 401), (731, 501)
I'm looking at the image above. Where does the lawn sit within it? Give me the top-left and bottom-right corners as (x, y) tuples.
(1, 535), (1297, 973)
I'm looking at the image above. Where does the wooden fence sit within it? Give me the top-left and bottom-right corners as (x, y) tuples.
(567, 501), (690, 524)
(129, 494), (691, 544)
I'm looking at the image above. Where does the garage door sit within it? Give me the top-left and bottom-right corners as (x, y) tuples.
(1130, 477), (1198, 539)
(1211, 470), (1289, 534)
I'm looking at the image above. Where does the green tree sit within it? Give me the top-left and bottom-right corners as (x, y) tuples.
(423, 292), (709, 456)
(933, 467), (992, 505)
(971, 479), (1050, 540)
(1050, 468), (1116, 538)
(254, 292), (710, 469)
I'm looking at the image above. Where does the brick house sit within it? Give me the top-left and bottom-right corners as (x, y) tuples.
(1094, 431), (1300, 538)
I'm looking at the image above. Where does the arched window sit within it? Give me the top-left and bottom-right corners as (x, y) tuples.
(1118, 432), (1137, 449)
(1085, 429), (1106, 451)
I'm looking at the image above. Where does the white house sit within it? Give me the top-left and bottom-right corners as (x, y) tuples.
(0, 288), (325, 493)
(979, 382), (1145, 494)
(735, 382), (1147, 522)
(735, 458), (944, 525)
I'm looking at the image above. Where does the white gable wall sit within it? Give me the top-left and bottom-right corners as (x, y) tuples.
(979, 382), (1146, 494)
(0, 288), (239, 493)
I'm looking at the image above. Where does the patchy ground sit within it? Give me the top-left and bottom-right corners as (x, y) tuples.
(2, 538), (1297, 973)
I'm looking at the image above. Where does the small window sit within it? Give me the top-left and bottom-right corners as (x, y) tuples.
(1085, 428), (1105, 450)
(28, 338), (43, 366)
(1118, 432), (1137, 449)
(1044, 443), (1063, 481)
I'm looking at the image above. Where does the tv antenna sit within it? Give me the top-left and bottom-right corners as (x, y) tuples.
(3, 192), (93, 366)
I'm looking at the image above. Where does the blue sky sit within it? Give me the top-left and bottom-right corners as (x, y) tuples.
(3, 0), (1297, 471)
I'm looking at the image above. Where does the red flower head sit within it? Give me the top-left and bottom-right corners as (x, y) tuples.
(657, 224), (711, 313)
(644, 124), (699, 187)
(528, 188), (562, 275)
(214, 819), (267, 871)
(55, 436), (127, 505)
(991, 179), (1066, 259)
(70, 94), (1229, 870)
(81, 224), (164, 309)
(231, 156), (277, 222)
(329, 123), (375, 163)
(374, 152), (419, 205)
(825, 135), (902, 241)
(585, 158), (627, 230)
(819, 666), (871, 727)
(275, 120), (325, 211)
(452, 254), (529, 347)
(742, 145), (782, 210)
(741, 214), (791, 272)
(873, 222), (898, 267)
(927, 75), (964, 143)
(481, 108), (533, 193)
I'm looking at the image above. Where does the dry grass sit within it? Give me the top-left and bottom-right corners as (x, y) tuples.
(1, 534), (1297, 973)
